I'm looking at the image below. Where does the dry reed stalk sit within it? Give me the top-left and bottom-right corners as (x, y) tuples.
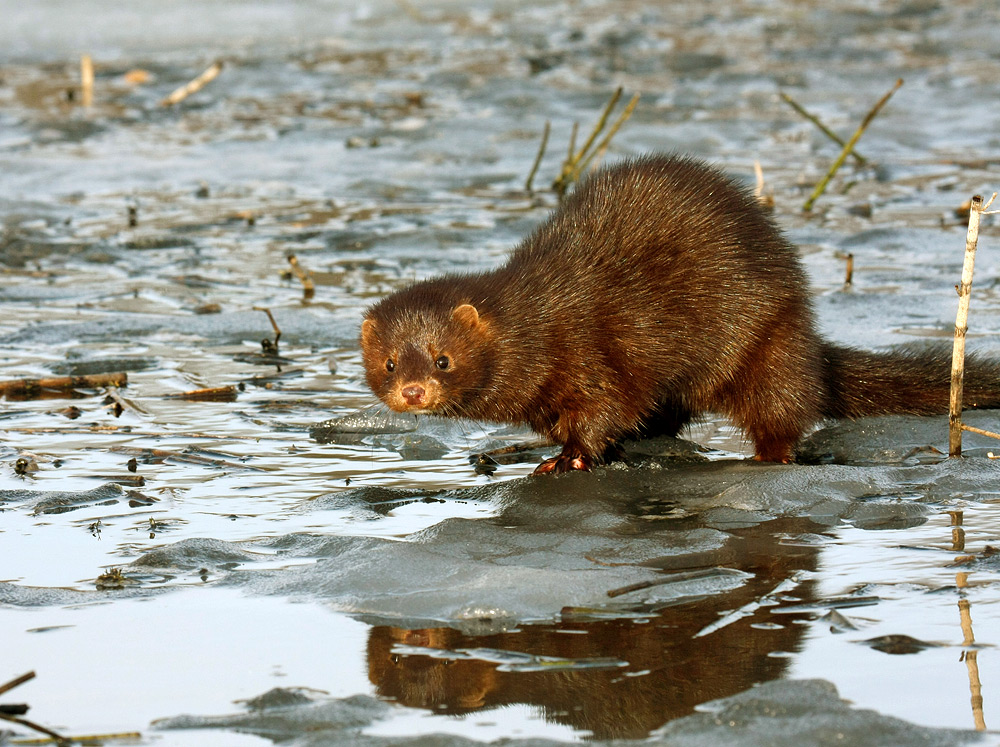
(753, 160), (775, 209)
(803, 78), (903, 212)
(959, 423), (1000, 441)
(165, 385), (239, 402)
(160, 60), (223, 107)
(80, 54), (94, 107)
(949, 193), (994, 456)
(525, 120), (551, 193)
(287, 254), (315, 300)
(779, 92), (867, 165)
(571, 93), (640, 182)
(0, 372), (127, 399)
(253, 305), (282, 352)
(552, 88), (638, 196)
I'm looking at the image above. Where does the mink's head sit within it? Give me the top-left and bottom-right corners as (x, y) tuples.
(360, 294), (493, 417)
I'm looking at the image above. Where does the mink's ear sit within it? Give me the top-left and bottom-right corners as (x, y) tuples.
(361, 318), (378, 348)
(451, 304), (481, 328)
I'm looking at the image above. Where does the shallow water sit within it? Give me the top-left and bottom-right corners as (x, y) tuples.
(2, 0), (1000, 744)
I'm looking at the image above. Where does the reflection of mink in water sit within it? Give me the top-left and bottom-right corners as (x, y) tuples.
(365, 518), (823, 740)
(361, 155), (1000, 474)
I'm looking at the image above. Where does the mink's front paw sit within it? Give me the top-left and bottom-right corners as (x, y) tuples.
(533, 454), (592, 475)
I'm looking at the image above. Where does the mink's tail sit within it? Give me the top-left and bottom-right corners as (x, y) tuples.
(820, 343), (1000, 419)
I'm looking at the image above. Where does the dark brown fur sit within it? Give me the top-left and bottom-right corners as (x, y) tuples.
(360, 155), (1000, 473)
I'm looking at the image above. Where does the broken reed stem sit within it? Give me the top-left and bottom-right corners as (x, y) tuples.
(0, 712), (70, 744)
(160, 60), (223, 107)
(104, 387), (150, 417)
(833, 251), (854, 287)
(287, 254), (315, 300)
(779, 92), (867, 165)
(960, 424), (1000, 441)
(253, 305), (282, 352)
(0, 372), (128, 399)
(0, 671), (35, 698)
(15, 730), (144, 744)
(949, 194), (984, 457)
(0, 673), (70, 744)
(525, 120), (551, 193)
(165, 385), (239, 402)
(754, 161), (765, 196)
(253, 306), (281, 339)
(803, 78), (903, 212)
(80, 54), (94, 108)
(2, 425), (302, 441)
(753, 160), (775, 209)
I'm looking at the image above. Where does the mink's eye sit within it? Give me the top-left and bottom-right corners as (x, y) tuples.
(435, 355), (450, 370)
(385, 359), (395, 373)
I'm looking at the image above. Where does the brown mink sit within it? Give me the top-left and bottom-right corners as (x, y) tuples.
(360, 154), (1000, 474)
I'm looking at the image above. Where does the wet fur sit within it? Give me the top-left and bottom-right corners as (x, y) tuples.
(360, 155), (1000, 471)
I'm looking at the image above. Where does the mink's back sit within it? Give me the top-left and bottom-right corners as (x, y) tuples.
(480, 155), (821, 402)
(512, 155), (795, 273)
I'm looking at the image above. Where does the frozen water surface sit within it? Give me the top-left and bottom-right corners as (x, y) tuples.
(2, 0), (1000, 744)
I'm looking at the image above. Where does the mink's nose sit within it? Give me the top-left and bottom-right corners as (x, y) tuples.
(401, 384), (425, 406)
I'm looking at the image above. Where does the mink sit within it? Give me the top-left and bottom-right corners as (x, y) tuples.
(360, 154), (1000, 473)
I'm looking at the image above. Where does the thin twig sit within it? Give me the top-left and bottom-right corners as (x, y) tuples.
(779, 92), (867, 165)
(160, 60), (223, 107)
(525, 120), (551, 193)
(803, 78), (903, 212)
(950, 194), (984, 457)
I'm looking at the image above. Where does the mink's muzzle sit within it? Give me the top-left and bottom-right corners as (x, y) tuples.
(401, 384), (427, 407)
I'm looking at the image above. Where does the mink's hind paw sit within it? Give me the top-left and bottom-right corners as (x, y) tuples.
(533, 454), (592, 475)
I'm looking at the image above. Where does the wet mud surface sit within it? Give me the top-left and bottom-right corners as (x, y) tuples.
(2, 1), (1000, 745)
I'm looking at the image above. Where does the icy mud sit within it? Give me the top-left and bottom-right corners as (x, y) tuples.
(2, 0), (1000, 745)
